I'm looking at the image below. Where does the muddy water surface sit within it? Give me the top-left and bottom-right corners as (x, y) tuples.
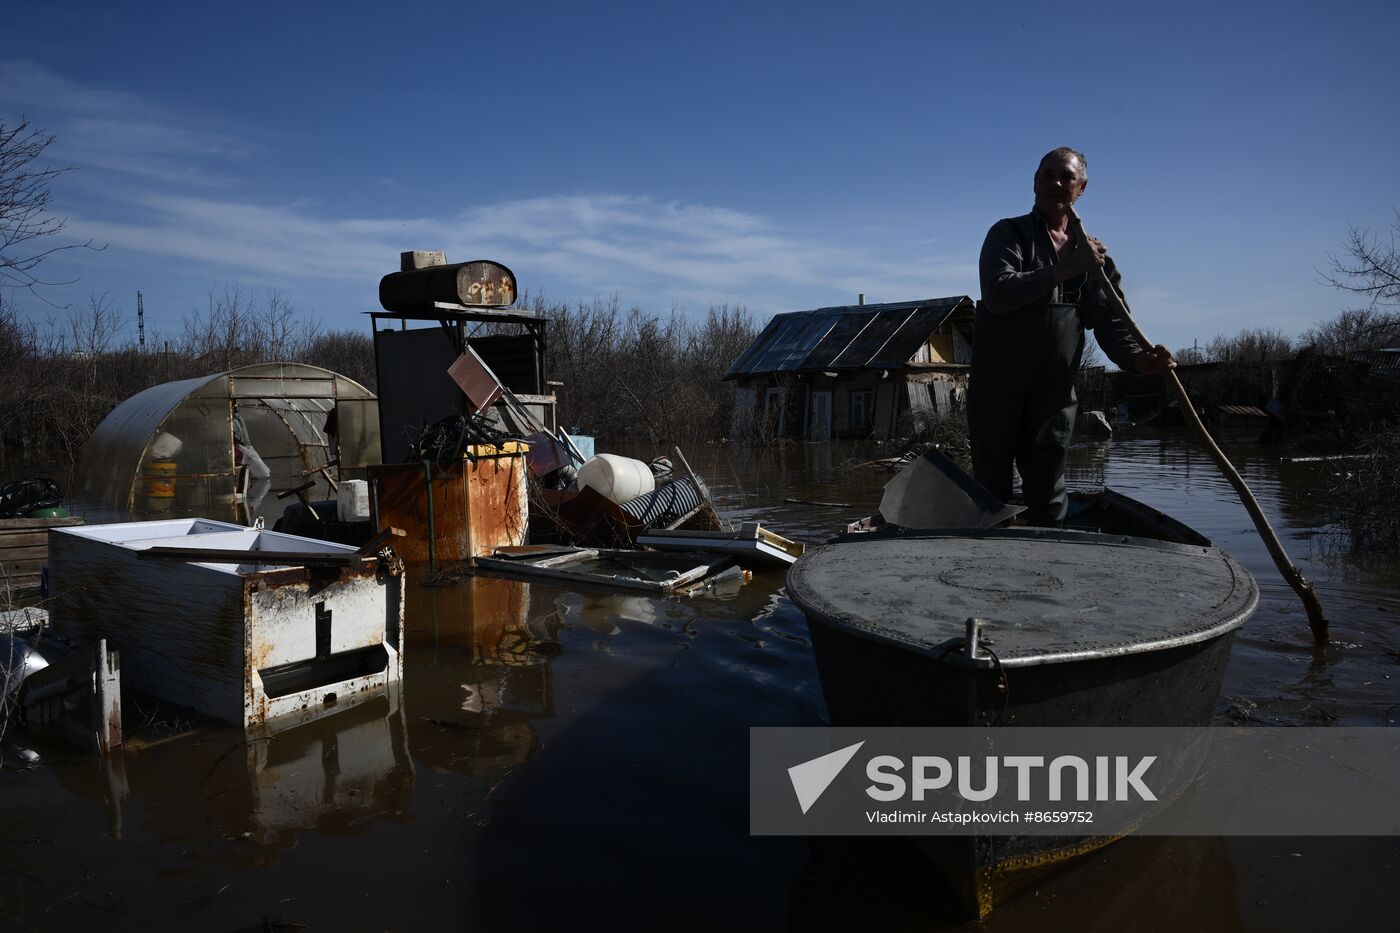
(2, 435), (1398, 931)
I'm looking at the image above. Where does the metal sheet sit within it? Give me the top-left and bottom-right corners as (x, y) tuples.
(828, 307), (916, 368)
(448, 348), (504, 413)
(788, 530), (1258, 666)
(878, 448), (1023, 529)
(797, 311), (877, 370)
(754, 312), (840, 372)
(867, 301), (961, 368)
(747, 316), (820, 374)
(722, 314), (790, 379)
(374, 327), (463, 463)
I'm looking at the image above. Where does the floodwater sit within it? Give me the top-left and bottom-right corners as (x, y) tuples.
(2, 434), (1399, 931)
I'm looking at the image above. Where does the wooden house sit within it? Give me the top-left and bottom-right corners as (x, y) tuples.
(723, 297), (975, 441)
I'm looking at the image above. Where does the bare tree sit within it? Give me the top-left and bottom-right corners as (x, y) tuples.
(1301, 306), (1400, 357)
(1206, 327), (1295, 364)
(1323, 211), (1400, 309)
(0, 120), (90, 291)
(36, 293), (129, 463)
(178, 286), (319, 369)
(304, 330), (375, 389)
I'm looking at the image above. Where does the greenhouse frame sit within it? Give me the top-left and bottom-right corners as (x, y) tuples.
(76, 362), (380, 526)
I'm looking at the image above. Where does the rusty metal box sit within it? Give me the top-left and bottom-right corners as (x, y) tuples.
(369, 442), (528, 565)
(48, 518), (404, 730)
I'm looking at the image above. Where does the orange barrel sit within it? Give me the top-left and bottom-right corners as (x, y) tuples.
(142, 459), (178, 511)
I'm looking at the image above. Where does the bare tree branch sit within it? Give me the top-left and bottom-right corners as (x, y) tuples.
(1321, 211), (1400, 307)
(0, 119), (98, 291)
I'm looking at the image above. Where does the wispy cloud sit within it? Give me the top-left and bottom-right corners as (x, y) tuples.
(0, 61), (260, 186)
(65, 190), (976, 314)
(5, 61), (977, 317)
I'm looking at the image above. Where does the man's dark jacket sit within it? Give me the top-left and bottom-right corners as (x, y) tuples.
(969, 206), (1143, 524)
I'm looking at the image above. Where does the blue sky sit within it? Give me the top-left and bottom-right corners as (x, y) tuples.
(3, 0), (1397, 358)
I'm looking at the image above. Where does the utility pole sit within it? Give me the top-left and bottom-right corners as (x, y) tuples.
(137, 291), (146, 350)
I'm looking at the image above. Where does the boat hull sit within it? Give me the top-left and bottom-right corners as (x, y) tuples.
(806, 615), (1236, 916)
(807, 616), (1237, 730)
(791, 497), (1256, 919)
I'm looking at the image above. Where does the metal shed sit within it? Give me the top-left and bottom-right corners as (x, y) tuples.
(76, 362), (379, 525)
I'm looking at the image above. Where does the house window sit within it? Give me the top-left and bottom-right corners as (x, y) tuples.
(850, 390), (872, 430)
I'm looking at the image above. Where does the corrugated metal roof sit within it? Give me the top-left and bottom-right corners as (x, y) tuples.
(1356, 348), (1400, 377)
(723, 297), (971, 379)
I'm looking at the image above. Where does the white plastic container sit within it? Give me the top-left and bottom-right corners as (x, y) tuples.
(337, 479), (371, 521)
(577, 454), (655, 505)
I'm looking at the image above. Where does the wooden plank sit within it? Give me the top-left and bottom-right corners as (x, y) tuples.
(0, 531), (55, 547)
(0, 559), (46, 574)
(92, 640), (122, 754)
(0, 544), (51, 561)
(530, 549), (600, 568)
(490, 544), (583, 561)
(0, 517), (84, 530)
(355, 525), (407, 556)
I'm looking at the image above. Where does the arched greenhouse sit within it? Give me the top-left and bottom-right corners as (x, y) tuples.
(76, 362), (380, 525)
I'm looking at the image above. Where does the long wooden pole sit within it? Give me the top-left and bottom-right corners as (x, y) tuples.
(1068, 207), (1328, 642)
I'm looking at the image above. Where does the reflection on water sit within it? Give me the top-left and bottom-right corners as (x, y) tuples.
(246, 690), (413, 847)
(51, 691), (417, 852)
(7, 433), (1400, 930)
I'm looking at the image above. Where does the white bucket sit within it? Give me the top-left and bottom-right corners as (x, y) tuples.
(150, 431), (183, 459)
(577, 454), (655, 505)
(337, 479), (371, 521)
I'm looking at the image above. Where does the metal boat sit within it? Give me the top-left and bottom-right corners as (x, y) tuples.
(786, 472), (1259, 917)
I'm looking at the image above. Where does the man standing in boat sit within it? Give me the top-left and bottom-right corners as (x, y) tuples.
(970, 147), (1174, 526)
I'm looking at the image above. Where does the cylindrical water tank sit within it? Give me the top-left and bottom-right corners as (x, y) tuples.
(577, 454), (655, 505)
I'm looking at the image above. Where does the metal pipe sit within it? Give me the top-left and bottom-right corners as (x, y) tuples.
(422, 460), (437, 576)
(964, 617), (982, 659)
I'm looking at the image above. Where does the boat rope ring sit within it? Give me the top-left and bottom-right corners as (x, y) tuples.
(936, 564), (1065, 594)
